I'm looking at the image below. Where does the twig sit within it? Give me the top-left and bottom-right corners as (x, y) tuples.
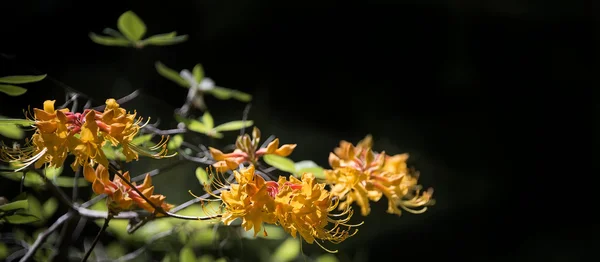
(92, 89), (141, 111)
(19, 213), (71, 262)
(177, 149), (214, 165)
(142, 125), (187, 135)
(81, 216), (112, 262)
(72, 166), (82, 201)
(240, 103), (252, 136)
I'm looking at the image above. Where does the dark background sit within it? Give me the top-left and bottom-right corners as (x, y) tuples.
(0, 0), (593, 261)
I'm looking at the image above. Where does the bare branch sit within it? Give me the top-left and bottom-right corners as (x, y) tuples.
(81, 216), (112, 262)
(142, 124), (187, 135)
(92, 89), (141, 111)
(19, 212), (71, 262)
(240, 103), (252, 136)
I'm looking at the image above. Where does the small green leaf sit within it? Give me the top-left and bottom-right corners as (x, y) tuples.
(44, 166), (63, 179)
(0, 84), (27, 96)
(186, 119), (209, 134)
(192, 64), (204, 83)
(263, 154), (296, 173)
(316, 254), (340, 262)
(0, 118), (35, 126)
(54, 177), (89, 187)
(131, 134), (154, 146)
(0, 199), (28, 212)
(206, 130), (224, 139)
(142, 33), (188, 46)
(201, 112), (214, 129)
(155, 62), (189, 88)
(294, 160), (325, 179)
(0, 124), (24, 139)
(167, 134), (183, 150)
(117, 11), (147, 41)
(179, 247), (196, 262)
(231, 90), (253, 102)
(3, 212), (40, 224)
(89, 33), (132, 46)
(206, 87), (233, 100)
(102, 28), (125, 38)
(273, 238), (300, 262)
(0, 74), (46, 84)
(42, 198), (58, 218)
(0, 242), (8, 260)
(212, 120), (254, 132)
(195, 167), (211, 186)
(197, 255), (214, 262)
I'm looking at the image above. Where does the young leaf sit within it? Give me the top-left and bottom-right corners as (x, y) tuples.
(212, 120), (254, 132)
(0, 118), (35, 126)
(0, 74), (46, 84)
(89, 33), (132, 46)
(202, 112), (214, 129)
(102, 28), (125, 38)
(117, 11), (147, 41)
(0, 84), (27, 96)
(178, 247), (196, 262)
(155, 62), (189, 88)
(263, 154), (296, 173)
(231, 90), (253, 102)
(296, 166), (325, 179)
(42, 198), (58, 218)
(3, 212), (40, 224)
(0, 199), (28, 212)
(142, 33), (188, 46)
(186, 119), (209, 134)
(206, 130), (224, 139)
(131, 134), (154, 146)
(206, 87), (233, 100)
(192, 64), (204, 83)
(54, 177), (89, 187)
(0, 124), (24, 139)
(316, 254), (340, 262)
(167, 134), (183, 150)
(195, 167), (211, 185)
(44, 166), (63, 179)
(272, 238), (300, 262)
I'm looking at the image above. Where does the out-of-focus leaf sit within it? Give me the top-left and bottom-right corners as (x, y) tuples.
(316, 254), (340, 262)
(167, 134), (183, 150)
(263, 154), (296, 173)
(0, 242), (8, 260)
(0, 84), (27, 96)
(131, 134), (154, 146)
(0, 118), (35, 126)
(0, 74), (46, 84)
(140, 32), (182, 46)
(242, 224), (286, 239)
(187, 120), (209, 134)
(42, 198), (58, 218)
(192, 64), (204, 83)
(155, 62), (189, 88)
(293, 160), (325, 179)
(201, 112), (214, 129)
(89, 33), (131, 46)
(212, 120), (254, 132)
(214, 258), (227, 262)
(106, 242), (126, 259)
(179, 247), (196, 262)
(0, 124), (24, 139)
(102, 28), (125, 38)
(117, 11), (147, 41)
(231, 90), (252, 102)
(273, 238), (300, 262)
(3, 212), (39, 224)
(197, 255), (214, 262)
(26, 195), (43, 224)
(0, 199), (28, 211)
(207, 87), (252, 102)
(54, 177), (89, 187)
(44, 166), (63, 179)
(145, 34), (188, 46)
(195, 167), (210, 185)
(0, 171), (44, 187)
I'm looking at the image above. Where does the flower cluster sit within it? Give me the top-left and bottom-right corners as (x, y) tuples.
(84, 164), (174, 215)
(208, 127), (296, 172)
(324, 135), (435, 216)
(0, 99), (173, 171)
(205, 165), (359, 251)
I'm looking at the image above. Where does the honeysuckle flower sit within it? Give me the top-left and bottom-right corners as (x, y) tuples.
(84, 164), (174, 215)
(0, 99), (174, 171)
(204, 164), (360, 251)
(324, 135), (434, 216)
(208, 127), (296, 172)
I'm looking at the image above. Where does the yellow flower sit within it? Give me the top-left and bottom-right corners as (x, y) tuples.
(324, 135), (434, 216)
(209, 127), (296, 172)
(69, 110), (109, 170)
(99, 98), (146, 162)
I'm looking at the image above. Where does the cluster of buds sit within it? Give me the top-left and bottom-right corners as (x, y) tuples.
(0, 99), (173, 171)
(208, 127), (296, 172)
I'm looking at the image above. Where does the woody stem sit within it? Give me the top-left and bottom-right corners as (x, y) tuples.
(80, 215), (112, 262)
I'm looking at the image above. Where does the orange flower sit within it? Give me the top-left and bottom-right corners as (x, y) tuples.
(209, 127), (296, 172)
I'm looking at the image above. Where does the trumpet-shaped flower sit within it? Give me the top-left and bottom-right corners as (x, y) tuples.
(209, 127), (296, 172)
(324, 135), (434, 216)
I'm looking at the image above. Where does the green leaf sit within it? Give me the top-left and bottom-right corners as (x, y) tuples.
(42, 198), (58, 218)
(294, 160), (325, 179)
(0, 84), (27, 96)
(197, 255), (214, 262)
(195, 167), (211, 185)
(0, 199), (28, 212)
(117, 11), (147, 41)
(0, 242), (8, 260)
(44, 166), (63, 179)
(178, 247), (196, 262)
(131, 134), (154, 146)
(167, 134), (183, 150)
(0, 74), (46, 84)
(206, 87), (252, 102)
(231, 90), (253, 102)
(0, 124), (24, 139)
(54, 177), (89, 187)
(206, 130), (224, 139)
(102, 28), (125, 38)
(242, 224), (286, 239)
(212, 120), (254, 132)
(192, 64), (204, 83)
(3, 212), (40, 224)
(201, 112), (214, 129)
(142, 33), (188, 46)
(89, 33), (132, 46)
(155, 62), (189, 88)
(273, 238), (300, 262)
(0, 118), (35, 126)
(316, 254), (340, 262)
(186, 119), (209, 134)
(263, 154), (296, 173)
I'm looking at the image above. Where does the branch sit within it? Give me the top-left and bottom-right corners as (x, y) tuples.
(92, 89), (141, 111)
(18, 213), (71, 262)
(142, 124), (187, 135)
(81, 216), (112, 262)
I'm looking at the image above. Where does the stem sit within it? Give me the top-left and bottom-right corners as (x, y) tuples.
(80, 216), (112, 262)
(18, 213), (71, 262)
(72, 166), (82, 201)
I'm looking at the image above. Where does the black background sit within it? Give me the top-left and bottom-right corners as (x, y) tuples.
(0, 0), (593, 261)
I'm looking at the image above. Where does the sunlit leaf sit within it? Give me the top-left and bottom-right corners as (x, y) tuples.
(44, 166), (63, 179)
(192, 64), (204, 83)
(54, 177), (89, 187)
(231, 90), (253, 102)
(0, 118), (35, 126)
(206, 87), (252, 102)
(273, 238), (300, 262)
(3, 212), (40, 224)
(0, 124), (24, 139)
(242, 224), (286, 239)
(195, 167), (210, 185)
(197, 255), (214, 262)
(167, 134), (183, 150)
(142, 33), (188, 46)
(42, 198), (58, 218)
(0, 74), (46, 84)
(117, 11), (147, 41)
(212, 120), (254, 132)
(0, 243), (8, 260)
(102, 28), (125, 38)
(155, 62), (189, 88)
(294, 160), (325, 179)
(186, 119), (209, 134)
(316, 254), (340, 262)
(206, 130), (224, 139)
(178, 247), (196, 262)
(0, 199), (28, 212)
(89, 33), (132, 46)
(0, 84), (27, 96)
(201, 112), (214, 129)
(131, 134), (154, 146)
(263, 154), (296, 173)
